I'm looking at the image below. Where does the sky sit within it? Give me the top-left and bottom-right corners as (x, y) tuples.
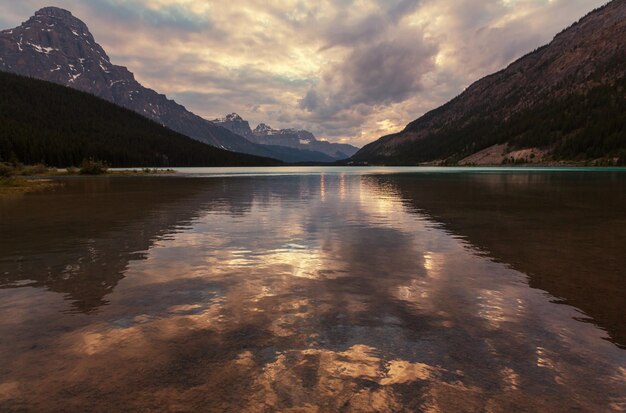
(0, 0), (608, 147)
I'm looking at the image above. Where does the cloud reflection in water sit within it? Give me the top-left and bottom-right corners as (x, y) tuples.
(0, 173), (624, 412)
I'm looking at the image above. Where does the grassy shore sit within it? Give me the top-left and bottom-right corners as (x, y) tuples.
(0, 177), (60, 195)
(39, 168), (177, 177)
(0, 162), (176, 196)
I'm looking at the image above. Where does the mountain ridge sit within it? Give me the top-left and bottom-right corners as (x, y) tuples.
(0, 71), (278, 167)
(351, 0), (626, 165)
(212, 113), (359, 161)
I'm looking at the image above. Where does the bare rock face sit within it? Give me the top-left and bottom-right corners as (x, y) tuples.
(212, 113), (255, 139)
(0, 7), (116, 92)
(352, 0), (626, 164)
(213, 114), (360, 160)
(0, 7), (274, 158)
(251, 124), (359, 160)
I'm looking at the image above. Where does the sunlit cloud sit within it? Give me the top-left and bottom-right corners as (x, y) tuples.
(0, 0), (607, 146)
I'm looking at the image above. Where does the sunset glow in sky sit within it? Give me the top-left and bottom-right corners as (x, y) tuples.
(0, 0), (607, 146)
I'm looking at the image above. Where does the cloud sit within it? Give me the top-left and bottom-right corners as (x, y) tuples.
(300, 33), (438, 120)
(0, 0), (609, 146)
(85, 0), (213, 31)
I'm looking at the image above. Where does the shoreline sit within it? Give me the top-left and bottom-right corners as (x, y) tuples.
(2, 164), (625, 196)
(0, 168), (176, 196)
(0, 177), (60, 195)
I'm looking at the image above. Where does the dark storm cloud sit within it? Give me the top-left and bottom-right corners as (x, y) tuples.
(320, 14), (388, 49)
(388, 0), (421, 22)
(300, 89), (320, 111)
(302, 36), (437, 112)
(320, 0), (422, 49)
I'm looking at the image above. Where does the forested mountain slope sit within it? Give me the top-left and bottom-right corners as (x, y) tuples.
(352, 0), (626, 165)
(0, 72), (278, 167)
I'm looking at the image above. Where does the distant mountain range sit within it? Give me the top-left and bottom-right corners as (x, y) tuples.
(0, 71), (277, 167)
(213, 113), (359, 162)
(0, 7), (355, 163)
(352, 0), (626, 165)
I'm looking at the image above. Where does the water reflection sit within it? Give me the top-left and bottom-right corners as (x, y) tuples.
(0, 172), (624, 412)
(0, 178), (230, 312)
(371, 172), (626, 346)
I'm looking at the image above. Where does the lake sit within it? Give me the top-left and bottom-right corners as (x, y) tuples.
(0, 167), (625, 412)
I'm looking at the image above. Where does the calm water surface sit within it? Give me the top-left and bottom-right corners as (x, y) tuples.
(0, 167), (625, 412)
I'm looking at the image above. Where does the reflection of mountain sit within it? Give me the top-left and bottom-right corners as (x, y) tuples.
(372, 172), (626, 347)
(1, 173), (623, 412)
(0, 178), (250, 313)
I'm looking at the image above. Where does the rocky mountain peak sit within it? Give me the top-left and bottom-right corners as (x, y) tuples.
(29, 7), (94, 42)
(254, 123), (275, 134)
(211, 113), (253, 138)
(212, 114), (359, 159)
(224, 113), (244, 122)
(1, 5), (111, 72)
(35, 7), (76, 21)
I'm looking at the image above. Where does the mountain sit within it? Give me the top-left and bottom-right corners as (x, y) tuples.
(213, 113), (360, 161)
(0, 7), (280, 159)
(352, 0), (626, 165)
(250, 123), (360, 160)
(0, 71), (278, 167)
(213, 113), (255, 140)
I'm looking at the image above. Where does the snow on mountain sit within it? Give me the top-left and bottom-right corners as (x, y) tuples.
(214, 114), (360, 160)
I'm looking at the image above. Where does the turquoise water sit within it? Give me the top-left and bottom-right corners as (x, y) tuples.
(167, 165), (626, 177)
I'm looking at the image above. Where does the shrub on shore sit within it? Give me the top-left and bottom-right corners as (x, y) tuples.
(79, 159), (109, 175)
(20, 163), (50, 175)
(0, 162), (54, 177)
(0, 163), (15, 178)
